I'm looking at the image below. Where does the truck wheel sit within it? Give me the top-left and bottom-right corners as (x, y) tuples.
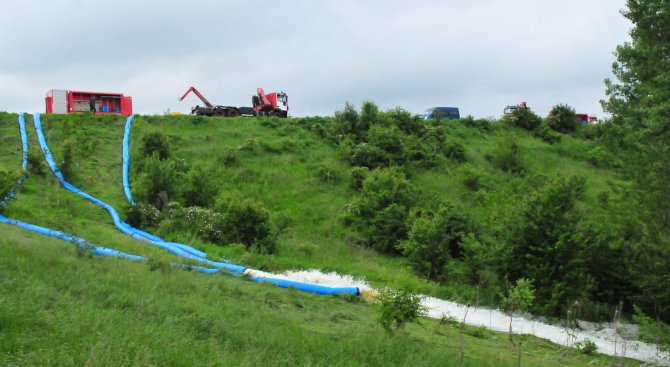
(272, 111), (282, 118)
(227, 109), (240, 117)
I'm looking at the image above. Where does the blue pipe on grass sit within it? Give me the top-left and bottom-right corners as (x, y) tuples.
(33, 113), (239, 270)
(252, 276), (360, 296)
(122, 115), (135, 205)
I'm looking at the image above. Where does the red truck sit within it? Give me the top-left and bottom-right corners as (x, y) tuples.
(45, 89), (133, 116)
(179, 86), (289, 118)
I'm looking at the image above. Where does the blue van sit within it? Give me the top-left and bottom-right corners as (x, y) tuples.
(421, 107), (460, 120)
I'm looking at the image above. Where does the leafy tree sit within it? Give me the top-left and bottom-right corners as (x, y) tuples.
(503, 176), (590, 315)
(501, 278), (534, 345)
(602, 0), (670, 322)
(547, 104), (578, 133)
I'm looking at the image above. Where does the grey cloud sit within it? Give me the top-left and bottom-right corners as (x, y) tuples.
(1, 0), (630, 118)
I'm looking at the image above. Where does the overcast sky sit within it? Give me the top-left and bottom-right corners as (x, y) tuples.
(1, 1), (631, 118)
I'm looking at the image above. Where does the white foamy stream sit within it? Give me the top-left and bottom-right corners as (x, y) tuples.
(274, 268), (670, 366)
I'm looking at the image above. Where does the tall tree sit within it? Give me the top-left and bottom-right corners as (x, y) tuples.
(602, 0), (670, 321)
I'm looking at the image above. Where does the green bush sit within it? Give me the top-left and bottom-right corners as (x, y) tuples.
(215, 196), (276, 254)
(533, 122), (562, 144)
(0, 168), (19, 205)
(27, 152), (45, 176)
(547, 104), (578, 133)
(574, 338), (598, 355)
(489, 134), (524, 175)
(345, 142), (391, 170)
(366, 126), (408, 167)
(59, 138), (76, 181)
(400, 203), (471, 282)
(182, 166), (219, 207)
(442, 139), (466, 162)
(507, 107), (542, 131)
(460, 164), (485, 191)
(124, 202), (160, 228)
(142, 132), (170, 160)
(344, 168), (417, 254)
(349, 166), (369, 191)
(332, 102), (362, 141)
(586, 146), (615, 168)
(375, 288), (426, 334)
(633, 305), (670, 351)
(135, 154), (189, 209)
(314, 164), (341, 184)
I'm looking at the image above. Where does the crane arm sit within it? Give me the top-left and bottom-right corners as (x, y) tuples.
(253, 88), (271, 112)
(178, 86), (213, 108)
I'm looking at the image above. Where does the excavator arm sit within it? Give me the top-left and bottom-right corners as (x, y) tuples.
(178, 86), (213, 108)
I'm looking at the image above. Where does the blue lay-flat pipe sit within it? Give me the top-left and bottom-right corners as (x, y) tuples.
(33, 113), (244, 272)
(251, 276), (360, 296)
(122, 115), (135, 205)
(0, 113), (227, 275)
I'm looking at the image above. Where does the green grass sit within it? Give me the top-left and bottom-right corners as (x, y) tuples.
(0, 111), (643, 366)
(0, 225), (635, 366)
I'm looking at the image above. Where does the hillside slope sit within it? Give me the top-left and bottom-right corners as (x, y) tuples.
(0, 111), (645, 366)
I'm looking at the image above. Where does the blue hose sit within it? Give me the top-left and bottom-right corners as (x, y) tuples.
(122, 115), (135, 205)
(32, 113), (241, 271)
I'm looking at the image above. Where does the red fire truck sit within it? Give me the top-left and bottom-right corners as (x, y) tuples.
(45, 90), (133, 116)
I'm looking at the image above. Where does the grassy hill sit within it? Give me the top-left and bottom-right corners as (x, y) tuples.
(0, 111), (643, 366)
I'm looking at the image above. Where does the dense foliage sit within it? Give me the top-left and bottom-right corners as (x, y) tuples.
(601, 0), (670, 323)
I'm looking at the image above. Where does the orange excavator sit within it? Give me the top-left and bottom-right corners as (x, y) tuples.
(179, 86), (289, 117)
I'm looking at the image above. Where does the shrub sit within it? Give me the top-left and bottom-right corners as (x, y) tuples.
(314, 164), (341, 184)
(358, 100), (379, 134)
(346, 142), (390, 169)
(0, 168), (19, 204)
(574, 338), (598, 355)
(586, 146), (615, 168)
(215, 196), (276, 254)
(59, 139), (76, 180)
(142, 132), (170, 160)
(386, 107), (425, 136)
(489, 134), (524, 175)
(442, 139), (466, 162)
(400, 203), (471, 282)
(344, 168), (417, 254)
(183, 166), (219, 207)
(460, 164), (485, 191)
(124, 202), (160, 228)
(366, 125), (408, 167)
(507, 107), (542, 130)
(349, 166), (369, 191)
(534, 122), (562, 144)
(375, 288), (426, 334)
(332, 102), (361, 141)
(135, 154), (188, 209)
(27, 152), (45, 176)
(367, 203), (409, 254)
(547, 104), (578, 133)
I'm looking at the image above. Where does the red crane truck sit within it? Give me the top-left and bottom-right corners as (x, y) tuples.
(179, 86), (289, 118)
